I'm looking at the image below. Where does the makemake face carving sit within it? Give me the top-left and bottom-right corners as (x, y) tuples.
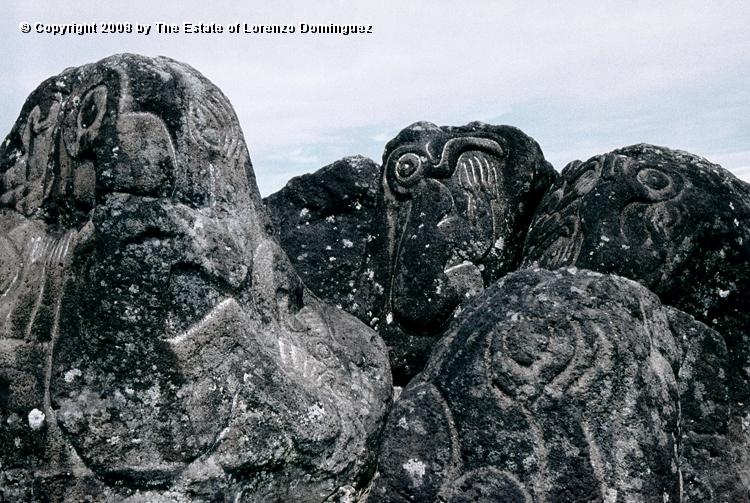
(524, 153), (688, 288)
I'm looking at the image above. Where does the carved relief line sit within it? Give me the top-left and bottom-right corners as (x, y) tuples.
(277, 336), (332, 387)
(434, 137), (505, 178)
(165, 296), (235, 345)
(457, 152), (500, 199)
(187, 95), (240, 159)
(24, 231), (77, 339)
(488, 384), (549, 503)
(0, 269), (20, 302)
(385, 195), (413, 311)
(1, 234), (54, 337)
(581, 420), (611, 503)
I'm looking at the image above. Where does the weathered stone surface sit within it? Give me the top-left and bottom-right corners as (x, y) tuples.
(0, 54), (391, 502)
(668, 308), (746, 502)
(264, 155), (380, 310)
(367, 267), (746, 502)
(522, 143), (750, 486)
(352, 121), (555, 385)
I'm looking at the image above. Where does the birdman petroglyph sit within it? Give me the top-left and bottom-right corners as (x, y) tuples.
(354, 121), (555, 384)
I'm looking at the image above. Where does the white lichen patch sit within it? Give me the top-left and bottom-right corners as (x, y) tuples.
(386, 313), (393, 325)
(28, 408), (45, 430)
(342, 239), (354, 248)
(64, 368), (82, 382)
(307, 403), (326, 422)
(403, 458), (426, 485)
(141, 384), (161, 408)
(718, 288), (730, 298)
(300, 208), (310, 218)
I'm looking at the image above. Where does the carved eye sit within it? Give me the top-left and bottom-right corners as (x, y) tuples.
(388, 152), (425, 196)
(80, 98), (98, 129)
(637, 168), (670, 191)
(569, 159), (601, 196)
(78, 85), (107, 132)
(634, 166), (682, 201)
(395, 153), (420, 180)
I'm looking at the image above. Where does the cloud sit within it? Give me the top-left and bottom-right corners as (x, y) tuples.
(2, 0), (749, 195)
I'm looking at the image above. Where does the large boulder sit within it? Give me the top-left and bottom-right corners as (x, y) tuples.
(522, 144), (750, 485)
(0, 54), (391, 502)
(354, 121), (556, 385)
(367, 267), (745, 502)
(263, 155), (380, 311)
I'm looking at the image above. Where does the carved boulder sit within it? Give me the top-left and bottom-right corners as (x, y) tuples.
(0, 54), (391, 502)
(353, 121), (556, 385)
(522, 144), (750, 485)
(367, 267), (746, 502)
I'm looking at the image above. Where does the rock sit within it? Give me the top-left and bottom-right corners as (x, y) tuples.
(522, 143), (750, 485)
(367, 267), (746, 502)
(354, 121), (555, 385)
(0, 54), (391, 502)
(264, 155), (380, 311)
(668, 308), (747, 501)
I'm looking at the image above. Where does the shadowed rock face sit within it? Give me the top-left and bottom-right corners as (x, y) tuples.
(367, 267), (747, 503)
(522, 144), (750, 486)
(353, 121), (555, 385)
(264, 155), (381, 311)
(0, 54), (391, 502)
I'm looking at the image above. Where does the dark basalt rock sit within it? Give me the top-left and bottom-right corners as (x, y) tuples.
(522, 143), (750, 485)
(353, 121), (555, 385)
(264, 155), (380, 311)
(367, 267), (746, 502)
(0, 54), (391, 502)
(668, 308), (747, 502)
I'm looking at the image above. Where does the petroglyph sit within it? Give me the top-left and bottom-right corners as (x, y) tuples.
(354, 121), (555, 384)
(522, 144), (750, 492)
(0, 54), (391, 502)
(367, 268), (735, 503)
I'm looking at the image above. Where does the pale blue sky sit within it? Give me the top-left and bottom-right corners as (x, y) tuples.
(2, 0), (749, 196)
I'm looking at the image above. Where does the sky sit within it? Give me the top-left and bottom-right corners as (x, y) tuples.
(2, 1), (749, 196)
